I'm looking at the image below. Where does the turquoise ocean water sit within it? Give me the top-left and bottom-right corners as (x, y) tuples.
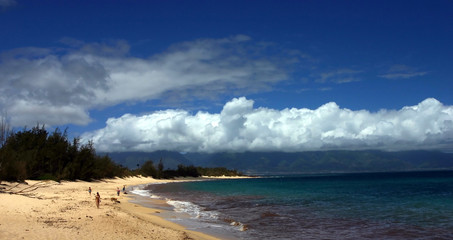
(140, 171), (453, 239)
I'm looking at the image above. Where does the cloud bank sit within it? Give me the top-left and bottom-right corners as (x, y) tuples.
(82, 97), (453, 153)
(0, 36), (287, 126)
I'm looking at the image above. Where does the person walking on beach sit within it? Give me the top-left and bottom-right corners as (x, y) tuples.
(123, 185), (126, 192)
(117, 187), (120, 196)
(88, 187), (92, 196)
(95, 192), (101, 208)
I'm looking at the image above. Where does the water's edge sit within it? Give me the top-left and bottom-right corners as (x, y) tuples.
(127, 181), (240, 240)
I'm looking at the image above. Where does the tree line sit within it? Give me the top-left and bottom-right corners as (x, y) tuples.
(0, 124), (242, 182)
(139, 160), (243, 179)
(0, 125), (130, 181)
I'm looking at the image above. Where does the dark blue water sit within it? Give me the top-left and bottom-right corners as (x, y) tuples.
(145, 171), (453, 239)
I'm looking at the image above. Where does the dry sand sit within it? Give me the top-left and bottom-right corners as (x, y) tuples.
(0, 177), (220, 240)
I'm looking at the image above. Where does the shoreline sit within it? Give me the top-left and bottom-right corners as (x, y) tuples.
(0, 176), (221, 240)
(126, 178), (250, 240)
(122, 179), (227, 240)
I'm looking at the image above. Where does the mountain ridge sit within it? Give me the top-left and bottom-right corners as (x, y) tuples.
(104, 150), (453, 174)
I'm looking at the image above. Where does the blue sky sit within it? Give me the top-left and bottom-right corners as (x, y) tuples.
(1, 0), (452, 152)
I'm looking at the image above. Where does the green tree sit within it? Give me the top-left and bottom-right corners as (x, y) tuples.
(177, 164), (200, 177)
(139, 160), (157, 178)
(0, 125), (129, 182)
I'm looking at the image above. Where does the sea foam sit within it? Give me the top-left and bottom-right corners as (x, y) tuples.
(167, 199), (219, 220)
(130, 185), (162, 199)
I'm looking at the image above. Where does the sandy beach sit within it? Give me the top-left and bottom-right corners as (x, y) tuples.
(0, 177), (219, 240)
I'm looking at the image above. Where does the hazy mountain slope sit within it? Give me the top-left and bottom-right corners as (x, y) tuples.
(102, 150), (193, 170)
(105, 150), (453, 173)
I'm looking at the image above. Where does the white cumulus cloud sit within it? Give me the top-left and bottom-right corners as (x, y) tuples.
(81, 97), (453, 152)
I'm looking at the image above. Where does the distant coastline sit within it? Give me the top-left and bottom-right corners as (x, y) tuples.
(107, 150), (453, 175)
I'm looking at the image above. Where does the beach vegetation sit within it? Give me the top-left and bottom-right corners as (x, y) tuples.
(138, 159), (157, 177)
(136, 160), (242, 179)
(0, 125), (244, 182)
(0, 124), (130, 182)
(196, 167), (243, 176)
(177, 164), (199, 177)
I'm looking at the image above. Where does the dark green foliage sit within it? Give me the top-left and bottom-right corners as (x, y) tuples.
(196, 167), (242, 176)
(139, 160), (157, 177)
(137, 160), (239, 179)
(0, 125), (244, 182)
(177, 164), (200, 177)
(162, 169), (179, 178)
(92, 155), (130, 179)
(0, 125), (128, 182)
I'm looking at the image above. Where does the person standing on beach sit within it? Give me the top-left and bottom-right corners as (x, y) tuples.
(88, 187), (92, 196)
(123, 185), (126, 192)
(117, 187), (120, 196)
(95, 192), (101, 208)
